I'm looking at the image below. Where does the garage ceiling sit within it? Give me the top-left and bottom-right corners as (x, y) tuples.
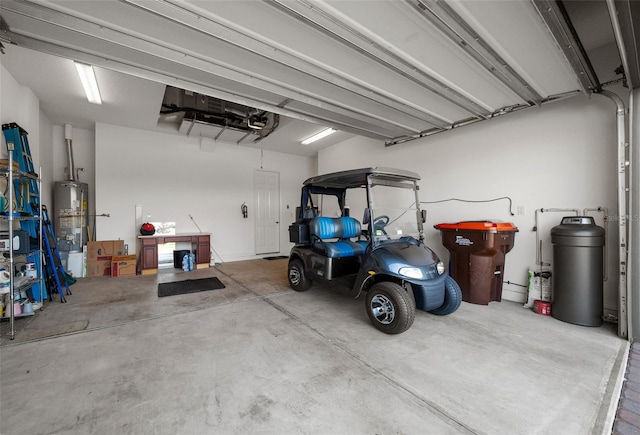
(0, 1), (637, 154)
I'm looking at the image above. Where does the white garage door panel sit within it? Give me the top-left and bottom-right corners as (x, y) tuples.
(449, 1), (582, 96)
(1, 0), (597, 144)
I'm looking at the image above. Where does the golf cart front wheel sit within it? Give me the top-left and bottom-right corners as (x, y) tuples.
(429, 275), (462, 316)
(365, 282), (415, 334)
(288, 259), (311, 292)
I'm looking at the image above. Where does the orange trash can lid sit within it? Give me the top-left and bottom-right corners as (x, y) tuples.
(434, 220), (518, 232)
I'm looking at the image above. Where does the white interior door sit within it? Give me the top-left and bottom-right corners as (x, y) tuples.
(254, 170), (280, 255)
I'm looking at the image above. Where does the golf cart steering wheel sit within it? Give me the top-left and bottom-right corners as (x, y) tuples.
(373, 215), (390, 235)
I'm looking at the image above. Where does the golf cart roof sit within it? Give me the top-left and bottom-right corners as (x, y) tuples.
(303, 167), (420, 189)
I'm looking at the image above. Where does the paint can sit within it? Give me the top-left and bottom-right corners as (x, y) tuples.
(22, 302), (33, 315)
(534, 299), (551, 316)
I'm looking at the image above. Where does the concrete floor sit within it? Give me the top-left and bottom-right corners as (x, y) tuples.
(0, 258), (629, 434)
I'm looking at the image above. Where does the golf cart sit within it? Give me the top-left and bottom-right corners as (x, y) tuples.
(287, 167), (461, 334)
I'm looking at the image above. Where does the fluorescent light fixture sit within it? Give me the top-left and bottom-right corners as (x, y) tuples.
(301, 128), (336, 145)
(74, 62), (102, 104)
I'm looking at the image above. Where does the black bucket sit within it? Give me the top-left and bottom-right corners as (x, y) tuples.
(173, 250), (191, 269)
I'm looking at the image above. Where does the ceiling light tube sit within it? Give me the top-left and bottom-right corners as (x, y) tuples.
(301, 128), (336, 145)
(74, 62), (102, 104)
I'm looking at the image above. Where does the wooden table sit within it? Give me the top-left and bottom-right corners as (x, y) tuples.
(138, 233), (210, 275)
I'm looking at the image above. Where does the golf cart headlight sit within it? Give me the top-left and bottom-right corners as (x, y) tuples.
(437, 261), (445, 275)
(399, 267), (424, 279)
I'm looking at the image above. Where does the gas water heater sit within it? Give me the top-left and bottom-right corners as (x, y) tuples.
(54, 124), (89, 252)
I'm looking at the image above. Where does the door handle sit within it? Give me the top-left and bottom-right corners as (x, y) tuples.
(275, 221), (279, 224)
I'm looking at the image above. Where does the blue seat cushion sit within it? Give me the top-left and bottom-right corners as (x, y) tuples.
(324, 240), (366, 258)
(311, 216), (366, 258)
(312, 216), (361, 239)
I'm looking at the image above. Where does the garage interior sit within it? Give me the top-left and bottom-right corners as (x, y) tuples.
(0, 1), (638, 434)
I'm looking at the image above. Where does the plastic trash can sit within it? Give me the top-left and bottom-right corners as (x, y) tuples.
(435, 221), (518, 305)
(550, 216), (605, 326)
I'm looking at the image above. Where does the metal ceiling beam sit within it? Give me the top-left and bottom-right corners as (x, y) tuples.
(386, 89), (582, 146)
(411, 0), (543, 106)
(607, 0), (640, 89)
(532, 0), (601, 94)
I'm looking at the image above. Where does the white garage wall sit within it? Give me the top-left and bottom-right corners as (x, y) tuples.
(95, 123), (316, 262)
(0, 64), (54, 213)
(318, 93), (623, 316)
(0, 64), (39, 142)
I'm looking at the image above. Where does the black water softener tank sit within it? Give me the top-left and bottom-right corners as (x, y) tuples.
(550, 216), (605, 326)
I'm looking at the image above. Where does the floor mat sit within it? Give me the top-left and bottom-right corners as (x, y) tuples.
(263, 256), (288, 260)
(158, 277), (226, 297)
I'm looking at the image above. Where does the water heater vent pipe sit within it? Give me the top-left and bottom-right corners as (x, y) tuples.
(64, 123), (76, 182)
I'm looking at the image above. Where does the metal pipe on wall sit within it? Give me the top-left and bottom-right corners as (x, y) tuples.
(583, 207), (609, 281)
(535, 208), (580, 266)
(598, 90), (629, 339)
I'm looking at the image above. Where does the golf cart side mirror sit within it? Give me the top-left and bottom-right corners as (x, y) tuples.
(363, 208), (371, 224)
(421, 209), (427, 223)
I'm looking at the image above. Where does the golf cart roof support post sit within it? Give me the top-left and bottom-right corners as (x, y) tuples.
(301, 185), (349, 220)
(299, 186), (309, 221)
(366, 173), (379, 247)
(414, 180), (424, 240)
(365, 175), (372, 224)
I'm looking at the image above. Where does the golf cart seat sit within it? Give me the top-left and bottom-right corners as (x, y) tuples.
(310, 216), (367, 258)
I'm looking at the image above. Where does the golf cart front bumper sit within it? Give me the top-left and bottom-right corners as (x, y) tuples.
(410, 272), (447, 312)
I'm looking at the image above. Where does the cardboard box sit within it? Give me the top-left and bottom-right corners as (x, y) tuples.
(111, 255), (137, 277)
(87, 240), (125, 262)
(86, 260), (113, 277)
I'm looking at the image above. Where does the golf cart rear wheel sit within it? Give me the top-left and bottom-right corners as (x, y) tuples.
(288, 259), (311, 292)
(429, 276), (462, 316)
(365, 282), (415, 334)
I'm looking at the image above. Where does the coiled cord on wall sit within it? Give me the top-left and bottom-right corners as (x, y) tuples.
(420, 196), (515, 216)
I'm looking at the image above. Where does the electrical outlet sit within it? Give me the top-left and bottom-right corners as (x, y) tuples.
(517, 206), (525, 215)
